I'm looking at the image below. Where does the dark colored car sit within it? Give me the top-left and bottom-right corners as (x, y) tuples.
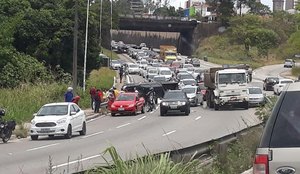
(253, 82), (300, 174)
(160, 90), (190, 116)
(263, 77), (279, 91)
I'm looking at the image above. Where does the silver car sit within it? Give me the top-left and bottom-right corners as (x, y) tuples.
(253, 82), (300, 174)
(248, 87), (265, 106)
(182, 85), (203, 106)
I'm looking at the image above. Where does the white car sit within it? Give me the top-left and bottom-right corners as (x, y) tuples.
(186, 67), (194, 74)
(192, 68), (205, 79)
(127, 63), (140, 74)
(158, 67), (173, 81)
(30, 102), (86, 140)
(283, 59), (295, 68)
(146, 68), (158, 81)
(138, 60), (148, 69)
(182, 85), (203, 106)
(273, 79), (294, 95)
(110, 60), (121, 70)
(183, 64), (194, 69)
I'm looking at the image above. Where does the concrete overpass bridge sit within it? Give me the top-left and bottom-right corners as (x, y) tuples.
(118, 16), (198, 56)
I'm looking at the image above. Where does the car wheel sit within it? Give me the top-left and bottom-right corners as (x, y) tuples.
(79, 122), (87, 136)
(31, 135), (38, 140)
(64, 125), (72, 139)
(263, 86), (265, 90)
(141, 106), (145, 114)
(111, 113), (116, 116)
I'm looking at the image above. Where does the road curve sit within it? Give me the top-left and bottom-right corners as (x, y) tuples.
(0, 60), (289, 174)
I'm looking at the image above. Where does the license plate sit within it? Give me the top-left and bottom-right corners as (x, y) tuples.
(41, 128), (50, 131)
(118, 108), (124, 111)
(170, 105), (177, 109)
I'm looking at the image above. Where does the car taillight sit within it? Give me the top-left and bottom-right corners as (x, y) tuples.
(253, 154), (269, 174)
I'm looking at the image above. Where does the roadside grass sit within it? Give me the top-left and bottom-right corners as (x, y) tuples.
(0, 68), (115, 124)
(195, 36), (283, 69)
(85, 146), (201, 174)
(291, 66), (300, 77)
(101, 47), (119, 60)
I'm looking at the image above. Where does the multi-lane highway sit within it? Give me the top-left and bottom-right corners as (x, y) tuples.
(0, 58), (292, 174)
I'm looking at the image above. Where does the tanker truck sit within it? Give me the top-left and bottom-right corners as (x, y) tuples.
(204, 67), (249, 110)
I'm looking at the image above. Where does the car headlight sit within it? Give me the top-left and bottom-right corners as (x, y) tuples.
(128, 104), (135, 107)
(178, 101), (186, 105)
(31, 120), (36, 125)
(57, 118), (67, 124)
(161, 102), (168, 106)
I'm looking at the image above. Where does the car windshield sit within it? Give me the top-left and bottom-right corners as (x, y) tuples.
(149, 69), (158, 74)
(179, 74), (193, 80)
(219, 73), (246, 84)
(248, 88), (262, 94)
(166, 52), (176, 56)
(37, 105), (68, 116)
(281, 80), (293, 84)
(267, 77), (279, 82)
(164, 92), (186, 99)
(187, 67), (194, 71)
(129, 64), (138, 68)
(183, 80), (196, 85)
(141, 61), (147, 64)
(183, 64), (193, 68)
(160, 70), (171, 75)
(112, 60), (119, 64)
(182, 88), (196, 94)
(116, 94), (135, 101)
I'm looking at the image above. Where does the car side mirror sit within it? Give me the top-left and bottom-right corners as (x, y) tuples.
(70, 111), (77, 115)
(33, 113), (37, 117)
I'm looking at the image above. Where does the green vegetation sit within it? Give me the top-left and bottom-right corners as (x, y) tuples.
(292, 67), (300, 78)
(102, 48), (119, 60)
(196, 12), (299, 67)
(86, 146), (201, 174)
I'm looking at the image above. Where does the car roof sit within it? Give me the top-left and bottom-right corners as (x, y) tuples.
(166, 90), (183, 93)
(279, 78), (294, 82)
(248, 86), (260, 89)
(44, 102), (70, 106)
(283, 82), (300, 92)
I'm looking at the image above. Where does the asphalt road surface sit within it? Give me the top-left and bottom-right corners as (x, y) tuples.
(0, 58), (292, 174)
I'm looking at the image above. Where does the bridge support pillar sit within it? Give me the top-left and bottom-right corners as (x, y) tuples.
(178, 30), (194, 56)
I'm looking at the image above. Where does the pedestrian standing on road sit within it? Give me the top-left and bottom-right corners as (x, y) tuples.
(72, 96), (80, 105)
(64, 87), (74, 102)
(89, 86), (96, 109)
(119, 66), (124, 83)
(94, 89), (103, 113)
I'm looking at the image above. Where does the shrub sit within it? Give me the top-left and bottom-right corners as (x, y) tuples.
(87, 67), (116, 91)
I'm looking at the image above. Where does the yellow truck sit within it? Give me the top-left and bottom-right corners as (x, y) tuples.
(160, 45), (177, 62)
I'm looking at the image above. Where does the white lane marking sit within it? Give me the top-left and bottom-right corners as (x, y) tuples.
(138, 116), (146, 120)
(87, 115), (106, 123)
(162, 130), (176, 136)
(81, 131), (104, 139)
(53, 154), (102, 169)
(195, 116), (202, 120)
(26, 143), (60, 152)
(116, 123), (131, 129)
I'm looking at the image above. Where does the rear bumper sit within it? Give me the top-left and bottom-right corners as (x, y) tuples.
(218, 96), (249, 105)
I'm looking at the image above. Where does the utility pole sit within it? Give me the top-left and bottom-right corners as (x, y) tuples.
(72, 0), (79, 91)
(99, 0), (103, 52)
(110, 0), (113, 66)
(83, 0), (90, 91)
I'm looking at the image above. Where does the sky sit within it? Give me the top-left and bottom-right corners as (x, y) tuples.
(170, 0), (273, 11)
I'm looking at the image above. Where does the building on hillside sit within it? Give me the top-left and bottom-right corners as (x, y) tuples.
(285, 0), (296, 10)
(273, 0), (284, 11)
(129, 0), (144, 15)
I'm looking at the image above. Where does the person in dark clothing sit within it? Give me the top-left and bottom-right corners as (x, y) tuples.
(64, 87), (74, 102)
(89, 86), (96, 109)
(94, 89), (102, 113)
(119, 66), (124, 83)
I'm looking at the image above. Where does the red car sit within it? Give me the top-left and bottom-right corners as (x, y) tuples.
(110, 93), (145, 116)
